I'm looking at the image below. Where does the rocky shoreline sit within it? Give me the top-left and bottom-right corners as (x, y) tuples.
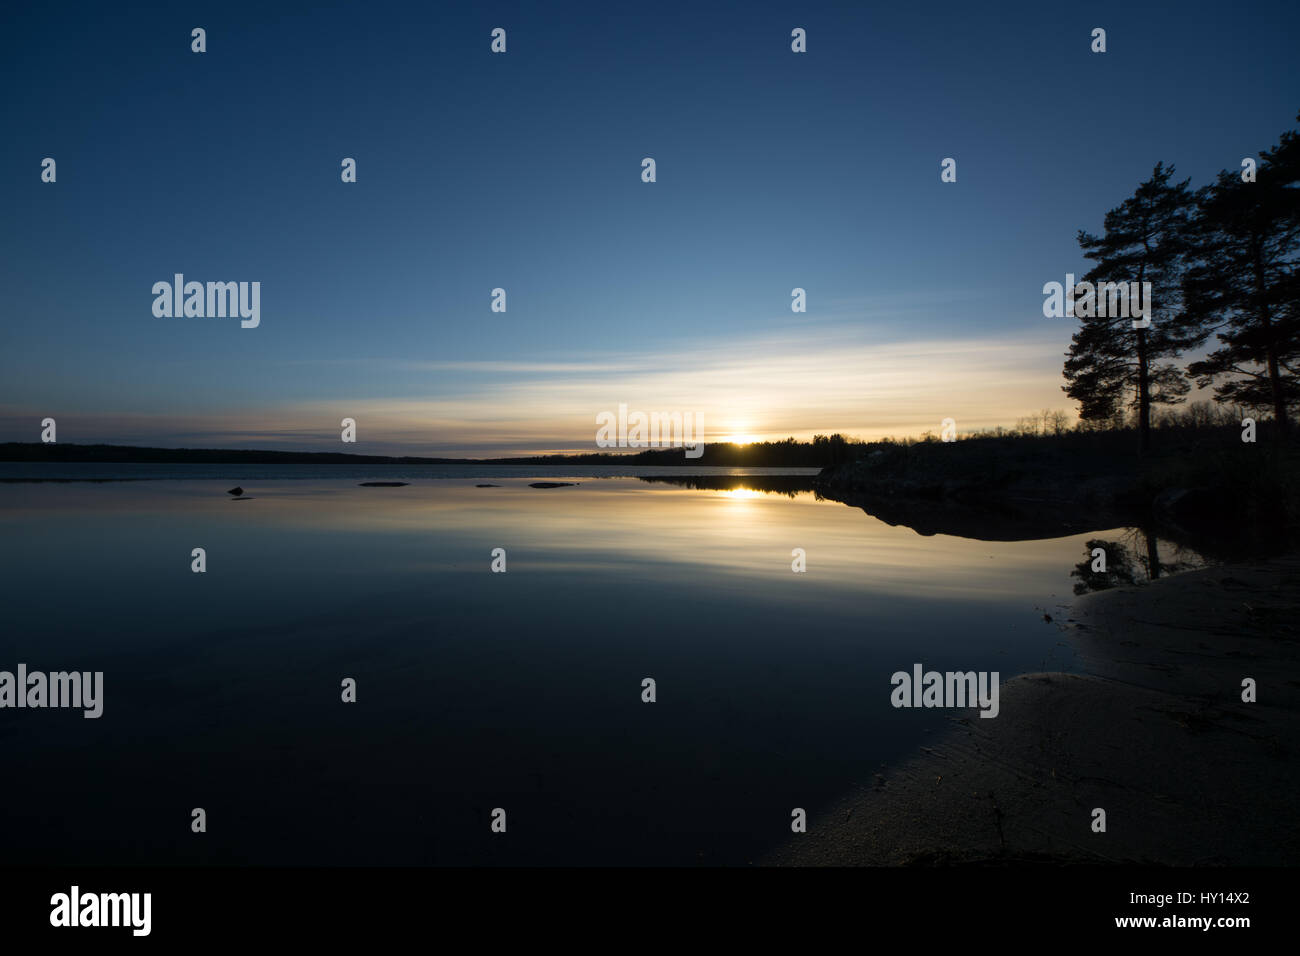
(814, 442), (1138, 540)
(766, 553), (1300, 865)
(812, 438), (1281, 546)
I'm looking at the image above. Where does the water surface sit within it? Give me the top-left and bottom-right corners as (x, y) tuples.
(0, 476), (1201, 865)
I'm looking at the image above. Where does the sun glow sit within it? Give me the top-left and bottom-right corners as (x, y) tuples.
(719, 422), (759, 445)
(718, 488), (765, 500)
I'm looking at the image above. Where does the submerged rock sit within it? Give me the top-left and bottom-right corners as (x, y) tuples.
(476, 483), (501, 488)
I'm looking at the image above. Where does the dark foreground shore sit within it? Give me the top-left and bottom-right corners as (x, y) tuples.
(768, 553), (1300, 865)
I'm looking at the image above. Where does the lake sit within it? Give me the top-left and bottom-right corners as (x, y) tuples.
(0, 469), (1202, 865)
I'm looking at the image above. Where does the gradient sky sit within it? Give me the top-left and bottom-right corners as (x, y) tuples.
(2, 0), (1298, 456)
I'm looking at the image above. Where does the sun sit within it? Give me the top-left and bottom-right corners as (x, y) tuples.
(720, 422), (760, 445)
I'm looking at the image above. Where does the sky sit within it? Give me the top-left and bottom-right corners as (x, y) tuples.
(2, 0), (1298, 456)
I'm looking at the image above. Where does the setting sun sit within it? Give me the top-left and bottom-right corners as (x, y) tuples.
(719, 422), (759, 445)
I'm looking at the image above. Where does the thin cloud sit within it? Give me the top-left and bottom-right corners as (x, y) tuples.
(1, 326), (1075, 456)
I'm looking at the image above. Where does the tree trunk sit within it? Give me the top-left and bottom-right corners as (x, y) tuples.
(1254, 246), (1290, 434)
(1136, 327), (1151, 452)
(1144, 528), (1162, 581)
(1267, 345), (1289, 433)
(1135, 260), (1151, 453)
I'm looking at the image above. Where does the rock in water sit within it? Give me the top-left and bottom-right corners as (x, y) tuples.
(227, 486), (243, 496)
(529, 482), (577, 489)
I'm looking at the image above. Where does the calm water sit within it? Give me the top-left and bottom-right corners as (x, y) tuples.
(0, 475), (1201, 865)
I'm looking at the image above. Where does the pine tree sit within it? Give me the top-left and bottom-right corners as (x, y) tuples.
(1183, 117), (1300, 432)
(1063, 163), (1202, 451)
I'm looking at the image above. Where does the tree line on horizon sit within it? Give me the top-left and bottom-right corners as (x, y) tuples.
(1062, 111), (1299, 451)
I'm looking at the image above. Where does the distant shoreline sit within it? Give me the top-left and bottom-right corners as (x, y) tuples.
(1, 441), (658, 466)
(0, 441), (841, 468)
(0, 464), (823, 483)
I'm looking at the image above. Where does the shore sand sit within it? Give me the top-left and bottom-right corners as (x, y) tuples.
(768, 553), (1300, 865)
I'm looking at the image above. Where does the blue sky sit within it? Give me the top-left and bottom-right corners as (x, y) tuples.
(2, 0), (1297, 455)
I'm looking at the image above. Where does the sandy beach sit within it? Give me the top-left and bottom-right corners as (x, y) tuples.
(769, 553), (1300, 865)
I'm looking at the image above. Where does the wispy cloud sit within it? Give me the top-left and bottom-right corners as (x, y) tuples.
(1, 326), (1074, 456)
